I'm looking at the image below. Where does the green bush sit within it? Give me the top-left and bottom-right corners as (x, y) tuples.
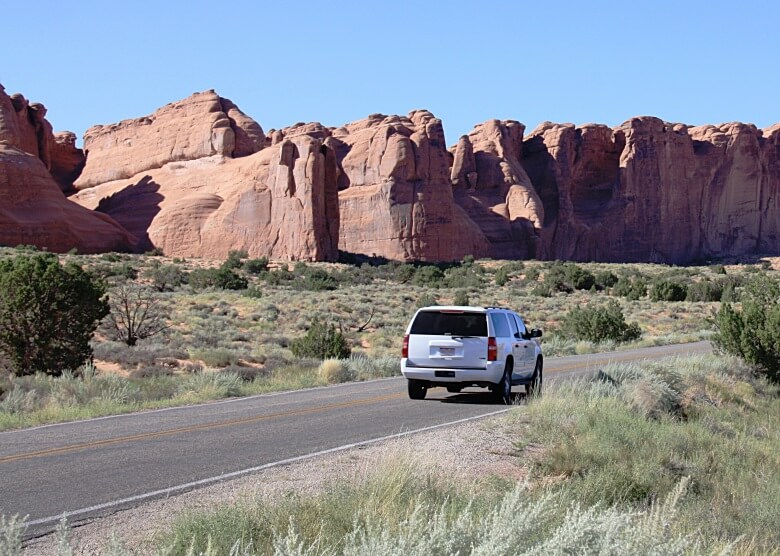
(146, 263), (186, 292)
(650, 279), (687, 302)
(290, 319), (351, 360)
(685, 280), (723, 302)
(300, 268), (339, 291)
(189, 267), (248, 290)
(453, 290), (469, 306)
(714, 274), (780, 382)
(412, 266), (445, 287)
(494, 266), (510, 286)
(559, 300), (641, 344)
(223, 250), (248, 270)
(594, 270), (619, 289)
(0, 254), (108, 376)
(612, 276), (647, 300)
(243, 257), (268, 275)
(416, 293), (438, 308)
(543, 261), (595, 292)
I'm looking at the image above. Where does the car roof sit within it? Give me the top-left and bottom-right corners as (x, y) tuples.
(417, 305), (513, 313)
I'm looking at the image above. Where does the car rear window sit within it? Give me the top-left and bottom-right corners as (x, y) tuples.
(410, 311), (488, 337)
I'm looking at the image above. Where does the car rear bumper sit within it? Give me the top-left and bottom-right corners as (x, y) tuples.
(401, 360), (504, 385)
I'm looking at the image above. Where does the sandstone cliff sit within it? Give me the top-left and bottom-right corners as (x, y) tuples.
(328, 111), (489, 261)
(522, 117), (780, 263)
(74, 90), (266, 190)
(6, 83), (778, 263)
(0, 85), (135, 253)
(70, 92), (339, 260)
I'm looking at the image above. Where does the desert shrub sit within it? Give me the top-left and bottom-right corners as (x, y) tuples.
(594, 270), (619, 289)
(90, 261), (138, 281)
(444, 265), (484, 289)
(461, 254), (475, 266)
(191, 347), (242, 368)
(494, 266), (510, 286)
(543, 261), (596, 293)
(262, 265), (296, 285)
(223, 250), (249, 270)
(559, 300), (641, 344)
(523, 267), (541, 283)
(243, 257), (269, 275)
(146, 263), (186, 292)
(131, 365), (175, 379)
(412, 266), (445, 287)
(290, 319), (351, 360)
(392, 264), (416, 284)
(176, 370), (243, 398)
(242, 285), (264, 298)
(453, 290), (469, 306)
(714, 274), (780, 382)
(531, 282), (554, 297)
(214, 267), (248, 290)
(103, 284), (169, 346)
(344, 355), (399, 380)
(650, 279), (687, 302)
(318, 358), (356, 384)
(0, 254), (108, 376)
(612, 276), (648, 300)
(709, 264), (727, 275)
(685, 280), (723, 302)
(300, 268), (339, 291)
(416, 293), (438, 308)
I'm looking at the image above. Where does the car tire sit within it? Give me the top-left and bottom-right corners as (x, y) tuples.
(446, 386), (463, 393)
(407, 379), (427, 400)
(527, 358), (543, 397)
(495, 361), (512, 405)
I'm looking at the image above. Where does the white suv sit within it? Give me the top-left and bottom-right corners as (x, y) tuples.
(401, 306), (543, 403)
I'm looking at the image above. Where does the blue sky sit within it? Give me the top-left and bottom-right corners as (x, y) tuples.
(2, 1), (777, 145)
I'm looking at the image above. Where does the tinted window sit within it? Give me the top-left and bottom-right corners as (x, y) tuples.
(410, 311), (488, 336)
(513, 314), (527, 336)
(508, 313), (519, 337)
(489, 313), (511, 337)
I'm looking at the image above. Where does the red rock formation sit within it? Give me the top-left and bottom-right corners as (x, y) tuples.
(522, 117), (780, 263)
(333, 111), (489, 261)
(74, 90), (266, 190)
(72, 136), (340, 261)
(50, 131), (85, 193)
(0, 84), (136, 253)
(451, 120), (543, 259)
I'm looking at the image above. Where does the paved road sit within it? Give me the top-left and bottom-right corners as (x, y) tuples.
(0, 341), (711, 537)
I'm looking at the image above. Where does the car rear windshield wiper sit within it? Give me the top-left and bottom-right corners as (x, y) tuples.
(448, 334), (481, 339)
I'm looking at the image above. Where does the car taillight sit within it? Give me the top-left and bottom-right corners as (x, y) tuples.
(487, 337), (497, 361)
(402, 334), (409, 358)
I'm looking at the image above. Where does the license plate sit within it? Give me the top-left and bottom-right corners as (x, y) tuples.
(439, 347), (455, 356)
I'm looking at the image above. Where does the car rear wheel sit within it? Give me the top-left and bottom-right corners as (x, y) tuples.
(527, 358), (543, 397)
(495, 361), (512, 405)
(407, 379), (427, 400)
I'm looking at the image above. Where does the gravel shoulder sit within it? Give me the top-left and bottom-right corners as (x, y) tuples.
(23, 413), (523, 555)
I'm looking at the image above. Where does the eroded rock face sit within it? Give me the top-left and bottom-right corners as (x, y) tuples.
(0, 85), (136, 253)
(522, 117), (780, 263)
(50, 131), (85, 193)
(333, 111), (489, 261)
(74, 90), (265, 190)
(451, 120), (544, 259)
(71, 135), (340, 260)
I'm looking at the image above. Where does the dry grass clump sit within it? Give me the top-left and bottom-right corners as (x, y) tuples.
(317, 359), (355, 384)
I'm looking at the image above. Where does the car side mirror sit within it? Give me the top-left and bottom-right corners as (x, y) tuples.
(530, 328), (543, 338)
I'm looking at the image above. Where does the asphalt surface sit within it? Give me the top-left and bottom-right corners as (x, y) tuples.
(0, 341), (711, 538)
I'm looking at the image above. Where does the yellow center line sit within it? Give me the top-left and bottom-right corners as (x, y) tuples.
(0, 392), (406, 465)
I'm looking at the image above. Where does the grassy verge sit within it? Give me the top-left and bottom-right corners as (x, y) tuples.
(0, 356), (398, 431)
(5, 352), (772, 554)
